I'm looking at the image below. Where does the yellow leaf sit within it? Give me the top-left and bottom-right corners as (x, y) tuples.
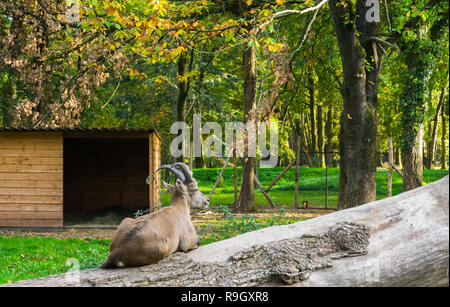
(108, 6), (119, 18)
(246, 0), (252, 5)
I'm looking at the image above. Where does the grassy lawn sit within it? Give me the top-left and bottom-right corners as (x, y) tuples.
(0, 236), (109, 284)
(162, 167), (449, 209)
(0, 167), (447, 284)
(196, 208), (308, 245)
(0, 210), (304, 284)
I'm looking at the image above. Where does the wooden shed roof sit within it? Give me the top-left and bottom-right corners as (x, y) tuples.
(0, 127), (160, 139)
(0, 127), (156, 132)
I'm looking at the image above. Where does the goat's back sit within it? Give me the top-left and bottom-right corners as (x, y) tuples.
(104, 206), (188, 267)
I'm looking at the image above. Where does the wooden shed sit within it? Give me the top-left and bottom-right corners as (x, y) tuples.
(0, 128), (161, 228)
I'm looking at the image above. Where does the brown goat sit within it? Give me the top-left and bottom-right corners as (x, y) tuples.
(100, 163), (209, 268)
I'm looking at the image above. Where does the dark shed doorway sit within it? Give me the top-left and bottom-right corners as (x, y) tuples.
(63, 137), (149, 224)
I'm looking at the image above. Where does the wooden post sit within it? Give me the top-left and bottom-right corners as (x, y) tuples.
(388, 137), (394, 197)
(295, 134), (301, 209)
(233, 149), (238, 204)
(149, 131), (161, 210)
(442, 111), (447, 170)
(391, 163), (403, 177)
(325, 152), (328, 209)
(208, 156), (232, 200)
(254, 176), (275, 208)
(189, 142), (193, 171)
(265, 158), (296, 193)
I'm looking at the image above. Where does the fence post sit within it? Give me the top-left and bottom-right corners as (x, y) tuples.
(388, 137), (393, 197)
(295, 134), (300, 209)
(233, 148), (238, 204)
(208, 155), (232, 200)
(325, 152), (328, 209)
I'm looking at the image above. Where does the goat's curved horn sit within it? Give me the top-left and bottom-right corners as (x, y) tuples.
(156, 164), (186, 183)
(172, 162), (194, 183)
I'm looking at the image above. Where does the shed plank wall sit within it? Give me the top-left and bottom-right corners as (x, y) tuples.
(0, 132), (63, 227)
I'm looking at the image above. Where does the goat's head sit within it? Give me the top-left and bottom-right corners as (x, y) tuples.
(157, 163), (209, 209)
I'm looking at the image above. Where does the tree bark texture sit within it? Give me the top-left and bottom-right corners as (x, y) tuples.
(234, 40), (257, 213)
(317, 105), (325, 168)
(328, 0), (383, 210)
(402, 126), (424, 191)
(308, 74), (317, 163)
(426, 85), (447, 169)
(325, 107), (334, 167)
(399, 39), (435, 191)
(7, 176), (449, 287)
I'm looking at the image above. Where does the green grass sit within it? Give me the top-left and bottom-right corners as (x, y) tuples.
(0, 236), (109, 284)
(0, 212), (301, 284)
(198, 209), (305, 245)
(162, 167), (449, 209)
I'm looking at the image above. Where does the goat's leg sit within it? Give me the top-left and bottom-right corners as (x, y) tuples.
(178, 234), (199, 252)
(178, 223), (200, 252)
(178, 238), (192, 252)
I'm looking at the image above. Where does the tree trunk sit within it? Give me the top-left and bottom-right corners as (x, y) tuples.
(194, 127), (206, 169)
(295, 134), (300, 209)
(399, 39), (435, 191)
(442, 111), (447, 170)
(300, 113), (313, 167)
(329, 0), (383, 210)
(9, 176), (449, 287)
(394, 145), (402, 168)
(387, 137), (393, 197)
(325, 107), (333, 167)
(171, 54), (192, 163)
(176, 55), (188, 122)
(425, 120), (433, 169)
(233, 40), (257, 213)
(426, 86), (447, 169)
(402, 126), (424, 191)
(317, 104), (325, 168)
(308, 74), (317, 164)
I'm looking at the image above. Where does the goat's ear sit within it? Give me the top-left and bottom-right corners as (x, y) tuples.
(175, 178), (187, 192)
(163, 181), (176, 193)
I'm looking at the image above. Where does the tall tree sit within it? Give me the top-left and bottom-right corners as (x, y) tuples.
(307, 73), (317, 163)
(397, 0), (448, 191)
(442, 106), (447, 170)
(317, 104), (325, 168)
(328, 0), (384, 209)
(233, 37), (258, 212)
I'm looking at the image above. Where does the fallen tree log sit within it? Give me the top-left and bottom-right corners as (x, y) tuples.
(6, 176), (449, 287)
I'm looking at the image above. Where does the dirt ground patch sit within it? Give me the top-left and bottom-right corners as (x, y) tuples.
(0, 208), (334, 240)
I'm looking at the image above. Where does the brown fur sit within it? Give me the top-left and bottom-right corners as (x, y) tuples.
(101, 179), (208, 269)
